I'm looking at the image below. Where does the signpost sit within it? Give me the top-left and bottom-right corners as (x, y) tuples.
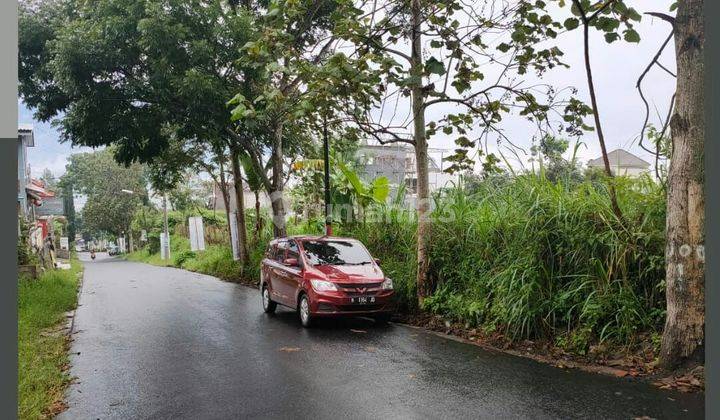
(160, 232), (170, 260)
(59, 236), (69, 250)
(161, 193), (170, 260)
(188, 216), (206, 252)
(229, 212), (239, 261)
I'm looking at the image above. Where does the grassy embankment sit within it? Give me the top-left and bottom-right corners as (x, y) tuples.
(18, 260), (83, 419)
(128, 174), (667, 356)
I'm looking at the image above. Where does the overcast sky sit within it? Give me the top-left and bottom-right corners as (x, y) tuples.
(19, 0), (675, 177)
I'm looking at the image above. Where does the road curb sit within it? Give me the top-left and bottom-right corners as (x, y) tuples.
(397, 322), (639, 379)
(67, 264), (85, 336)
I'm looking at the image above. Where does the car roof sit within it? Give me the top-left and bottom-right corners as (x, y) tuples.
(269, 235), (360, 244)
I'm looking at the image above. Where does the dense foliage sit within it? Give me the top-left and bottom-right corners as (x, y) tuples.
(61, 149), (147, 237)
(131, 172), (666, 354)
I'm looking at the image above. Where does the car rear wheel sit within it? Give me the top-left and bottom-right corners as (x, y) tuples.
(298, 294), (312, 328)
(262, 286), (277, 314)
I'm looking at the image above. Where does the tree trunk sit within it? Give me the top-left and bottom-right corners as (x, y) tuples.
(230, 146), (250, 264)
(254, 190), (262, 240)
(576, 5), (625, 224)
(270, 121), (287, 237)
(660, 0), (705, 369)
(218, 158), (233, 249)
(410, 0), (432, 307)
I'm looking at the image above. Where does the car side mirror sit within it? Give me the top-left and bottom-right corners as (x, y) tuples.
(374, 258), (381, 265)
(284, 257), (300, 267)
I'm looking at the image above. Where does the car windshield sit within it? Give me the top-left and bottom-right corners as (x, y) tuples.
(302, 240), (373, 266)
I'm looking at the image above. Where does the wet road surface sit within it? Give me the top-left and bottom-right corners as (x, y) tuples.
(61, 253), (704, 419)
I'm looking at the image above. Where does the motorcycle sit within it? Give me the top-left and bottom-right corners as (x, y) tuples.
(90, 250), (96, 260)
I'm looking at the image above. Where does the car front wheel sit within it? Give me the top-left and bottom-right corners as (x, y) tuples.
(262, 286), (277, 314)
(298, 294), (312, 328)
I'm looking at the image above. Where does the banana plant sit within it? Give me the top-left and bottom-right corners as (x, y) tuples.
(337, 161), (390, 209)
(292, 158), (390, 224)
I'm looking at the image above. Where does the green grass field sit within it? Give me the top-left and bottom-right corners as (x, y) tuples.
(18, 261), (82, 419)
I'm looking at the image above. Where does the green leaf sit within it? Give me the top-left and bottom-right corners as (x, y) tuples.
(370, 176), (390, 203)
(226, 93), (245, 106)
(425, 57), (446, 76)
(623, 29), (640, 43)
(626, 8), (642, 22)
(563, 17), (579, 30)
(230, 104), (246, 121)
(604, 32), (620, 43)
(338, 162), (367, 196)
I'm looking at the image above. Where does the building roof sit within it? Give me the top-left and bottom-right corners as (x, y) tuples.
(587, 149), (650, 169)
(27, 179), (55, 198)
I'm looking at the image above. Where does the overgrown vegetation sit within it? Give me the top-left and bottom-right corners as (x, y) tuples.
(18, 261), (82, 419)
(129, 172), (666, 355)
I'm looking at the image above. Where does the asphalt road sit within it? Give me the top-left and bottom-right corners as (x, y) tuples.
(61, 253), (704, 419)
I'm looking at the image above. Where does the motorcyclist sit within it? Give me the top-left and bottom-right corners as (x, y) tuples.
(90, 249), (96, 260)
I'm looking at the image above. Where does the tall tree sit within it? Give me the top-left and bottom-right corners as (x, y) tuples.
(330, 0), (583, 305)
(18, 0), (258, 263)
(660, 0), (704, 368)
(563, 0), (642, 223)
(228, 0), (342, 237)
(62, 149), (147, 237)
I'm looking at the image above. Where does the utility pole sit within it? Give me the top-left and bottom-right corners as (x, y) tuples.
(120, 188), (137, 253)
(323, 116), (332, 236)
(163, 192), (170, 260)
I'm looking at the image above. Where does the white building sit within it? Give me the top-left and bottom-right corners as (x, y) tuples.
(355, 143), (458, 197)
(587, 149), (651, 177)
(209, 182), (272, 213)
(17, 124), (35, 218)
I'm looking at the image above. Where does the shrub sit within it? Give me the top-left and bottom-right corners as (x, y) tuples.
(344, 174), (666, 345)
(173, 250), (196, 267)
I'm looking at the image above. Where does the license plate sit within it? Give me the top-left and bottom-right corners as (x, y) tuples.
(350, 296), (375, 304)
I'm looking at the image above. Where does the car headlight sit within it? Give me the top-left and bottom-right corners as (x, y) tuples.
(310, 279), (338, 292)
(382, 277), (393, 290)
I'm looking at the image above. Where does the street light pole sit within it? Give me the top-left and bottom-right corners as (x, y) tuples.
(323, 116), (332, 236)
(163, 192), (170, 260)
(120, 189), (134, 252)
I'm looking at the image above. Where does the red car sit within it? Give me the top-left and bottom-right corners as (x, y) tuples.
(260, 236), (395, 327)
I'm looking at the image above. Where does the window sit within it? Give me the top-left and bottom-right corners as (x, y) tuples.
(287, 240), (302, 267)
(274, 241), (288, 262)
(302, 240), (373, 266)
(405, 178), (418, 193)
(288, 240), (300, 258)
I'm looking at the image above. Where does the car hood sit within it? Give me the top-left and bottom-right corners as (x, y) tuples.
(311, 264), (384, 283)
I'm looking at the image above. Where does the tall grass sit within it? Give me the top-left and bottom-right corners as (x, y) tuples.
(132, 174), (665, 352)
(18, 261), (82, 419)
(344, 174), (666, 351)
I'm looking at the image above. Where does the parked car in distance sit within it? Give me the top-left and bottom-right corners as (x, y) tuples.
(260, 236), (395, 327)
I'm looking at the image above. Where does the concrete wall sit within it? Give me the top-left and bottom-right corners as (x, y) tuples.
(209, 183), (273, 213)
